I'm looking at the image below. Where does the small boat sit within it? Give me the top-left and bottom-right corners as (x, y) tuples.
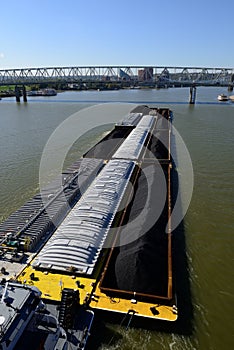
(217, 94), (229, 101)
(27, 89), (57, 97)
(42, 88), (57, 96)
(229, 95), (234, 102)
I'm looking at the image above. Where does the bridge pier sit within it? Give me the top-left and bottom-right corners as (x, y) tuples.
(15, 86), (21, 102)
(189, 85), (196, 104)
(14, 85), (27, 102)
(22, 85), (27, 102)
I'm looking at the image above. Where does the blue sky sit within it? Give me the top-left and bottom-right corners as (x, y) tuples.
(0, 0), (233, 69)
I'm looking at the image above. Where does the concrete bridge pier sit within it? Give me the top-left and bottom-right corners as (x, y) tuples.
(189, 85), (196, 104)
(15, 86), (21, 102)
(22, 85), (27, 102)
(15, 85), (27, 102)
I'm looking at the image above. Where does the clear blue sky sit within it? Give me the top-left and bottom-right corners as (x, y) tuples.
(0, 0), (233, 69)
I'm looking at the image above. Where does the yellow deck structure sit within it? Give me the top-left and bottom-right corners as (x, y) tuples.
(17, 265), (95, 303)
(16, 265), (177, 321)
(89, 282), (178, 321)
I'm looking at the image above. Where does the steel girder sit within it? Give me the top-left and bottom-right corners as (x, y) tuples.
(0, 66), (233, 85)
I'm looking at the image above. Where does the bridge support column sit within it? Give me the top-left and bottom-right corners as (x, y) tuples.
(15, 86), (21, 102)
(22, 85), (27, 102)
(189, 85), (196, 104)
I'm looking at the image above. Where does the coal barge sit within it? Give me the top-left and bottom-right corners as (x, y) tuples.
(0, 105), (177, 348)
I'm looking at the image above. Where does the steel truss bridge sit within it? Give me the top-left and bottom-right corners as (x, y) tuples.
(0, 66), (234, 86)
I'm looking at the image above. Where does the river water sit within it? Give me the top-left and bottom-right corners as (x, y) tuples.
(0, 87), (233, 349)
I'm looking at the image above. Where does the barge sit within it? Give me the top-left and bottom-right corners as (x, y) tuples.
(0, 105), (177, 347)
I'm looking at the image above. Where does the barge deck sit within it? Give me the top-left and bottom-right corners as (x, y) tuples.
(1, 105), (177, 328)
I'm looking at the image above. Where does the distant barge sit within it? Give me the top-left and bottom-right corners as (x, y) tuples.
(0, 104), (177, 345)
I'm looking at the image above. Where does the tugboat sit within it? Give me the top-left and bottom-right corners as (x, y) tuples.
(0, 281), (94, 349)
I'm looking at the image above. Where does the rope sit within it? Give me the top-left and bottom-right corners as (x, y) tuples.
(107, 309), (136, 347)
(107, 311), (129, 347)
(125, 311), (135, 330)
